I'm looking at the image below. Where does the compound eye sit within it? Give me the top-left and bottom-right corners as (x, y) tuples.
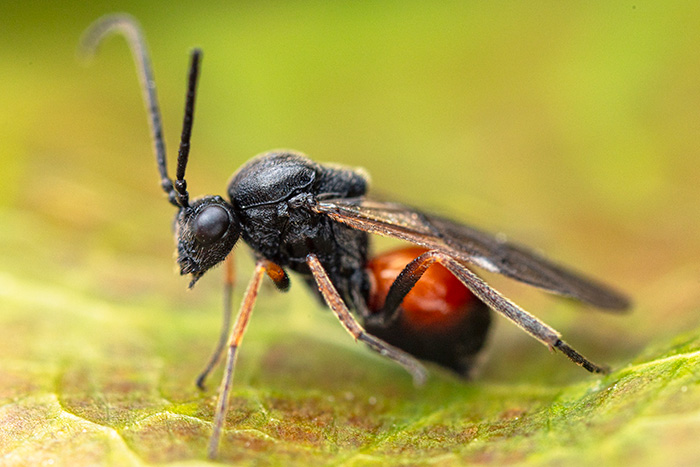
(193, 205), (231, 244)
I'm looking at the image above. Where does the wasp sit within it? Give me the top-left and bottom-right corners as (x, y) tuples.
(82, 14), (630, 458)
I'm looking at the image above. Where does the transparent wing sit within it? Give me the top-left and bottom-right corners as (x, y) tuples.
(315, 197), (630, 311)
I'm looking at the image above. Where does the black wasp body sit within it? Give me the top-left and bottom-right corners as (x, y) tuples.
(179, 150), (490, 377)
(227, 152), (369, 303)
(83, 14), (630, 459)
(176, 151), (373, 309)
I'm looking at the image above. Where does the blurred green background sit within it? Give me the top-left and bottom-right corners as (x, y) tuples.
(2, 1), (700, 465)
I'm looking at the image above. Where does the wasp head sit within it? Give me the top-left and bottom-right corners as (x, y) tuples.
(175, 196), (241, 287)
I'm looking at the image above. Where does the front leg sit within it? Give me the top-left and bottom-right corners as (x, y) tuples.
(196, 254), (236, 390)
(207, 259), (288, 459)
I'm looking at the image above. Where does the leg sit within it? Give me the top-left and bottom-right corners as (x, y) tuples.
(263, 261), (291, 292)
(383, 250), (609, 374)
(197, 257), (290, 390)
(306, 253), (428, 385)
(196, 254), (235, 390)
(208, 260), (267, 459)
(361, 249), (435, 328)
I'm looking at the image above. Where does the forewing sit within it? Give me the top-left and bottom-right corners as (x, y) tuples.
(315, 198), (629, 311)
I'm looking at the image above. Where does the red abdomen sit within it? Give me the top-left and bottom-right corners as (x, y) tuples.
(367, 247), (478, 329)
(364, 247), (491, 377)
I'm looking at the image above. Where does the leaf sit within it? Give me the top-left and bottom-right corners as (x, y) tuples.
(1, 230), (700, 466)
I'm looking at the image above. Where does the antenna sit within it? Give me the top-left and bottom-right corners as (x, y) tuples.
(80, 14), (201, 209)
(174, 49), (202, 208)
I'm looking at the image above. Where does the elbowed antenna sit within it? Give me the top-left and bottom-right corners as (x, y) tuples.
(173, 49), (202, 208)
(80, 14), (200, 209)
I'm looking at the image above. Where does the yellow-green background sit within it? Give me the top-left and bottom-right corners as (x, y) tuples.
(2, 2), (700, 466)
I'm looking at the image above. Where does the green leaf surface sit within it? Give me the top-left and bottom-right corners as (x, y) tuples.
(2, 252), (700, 466)
(2, 2), (700, 466)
